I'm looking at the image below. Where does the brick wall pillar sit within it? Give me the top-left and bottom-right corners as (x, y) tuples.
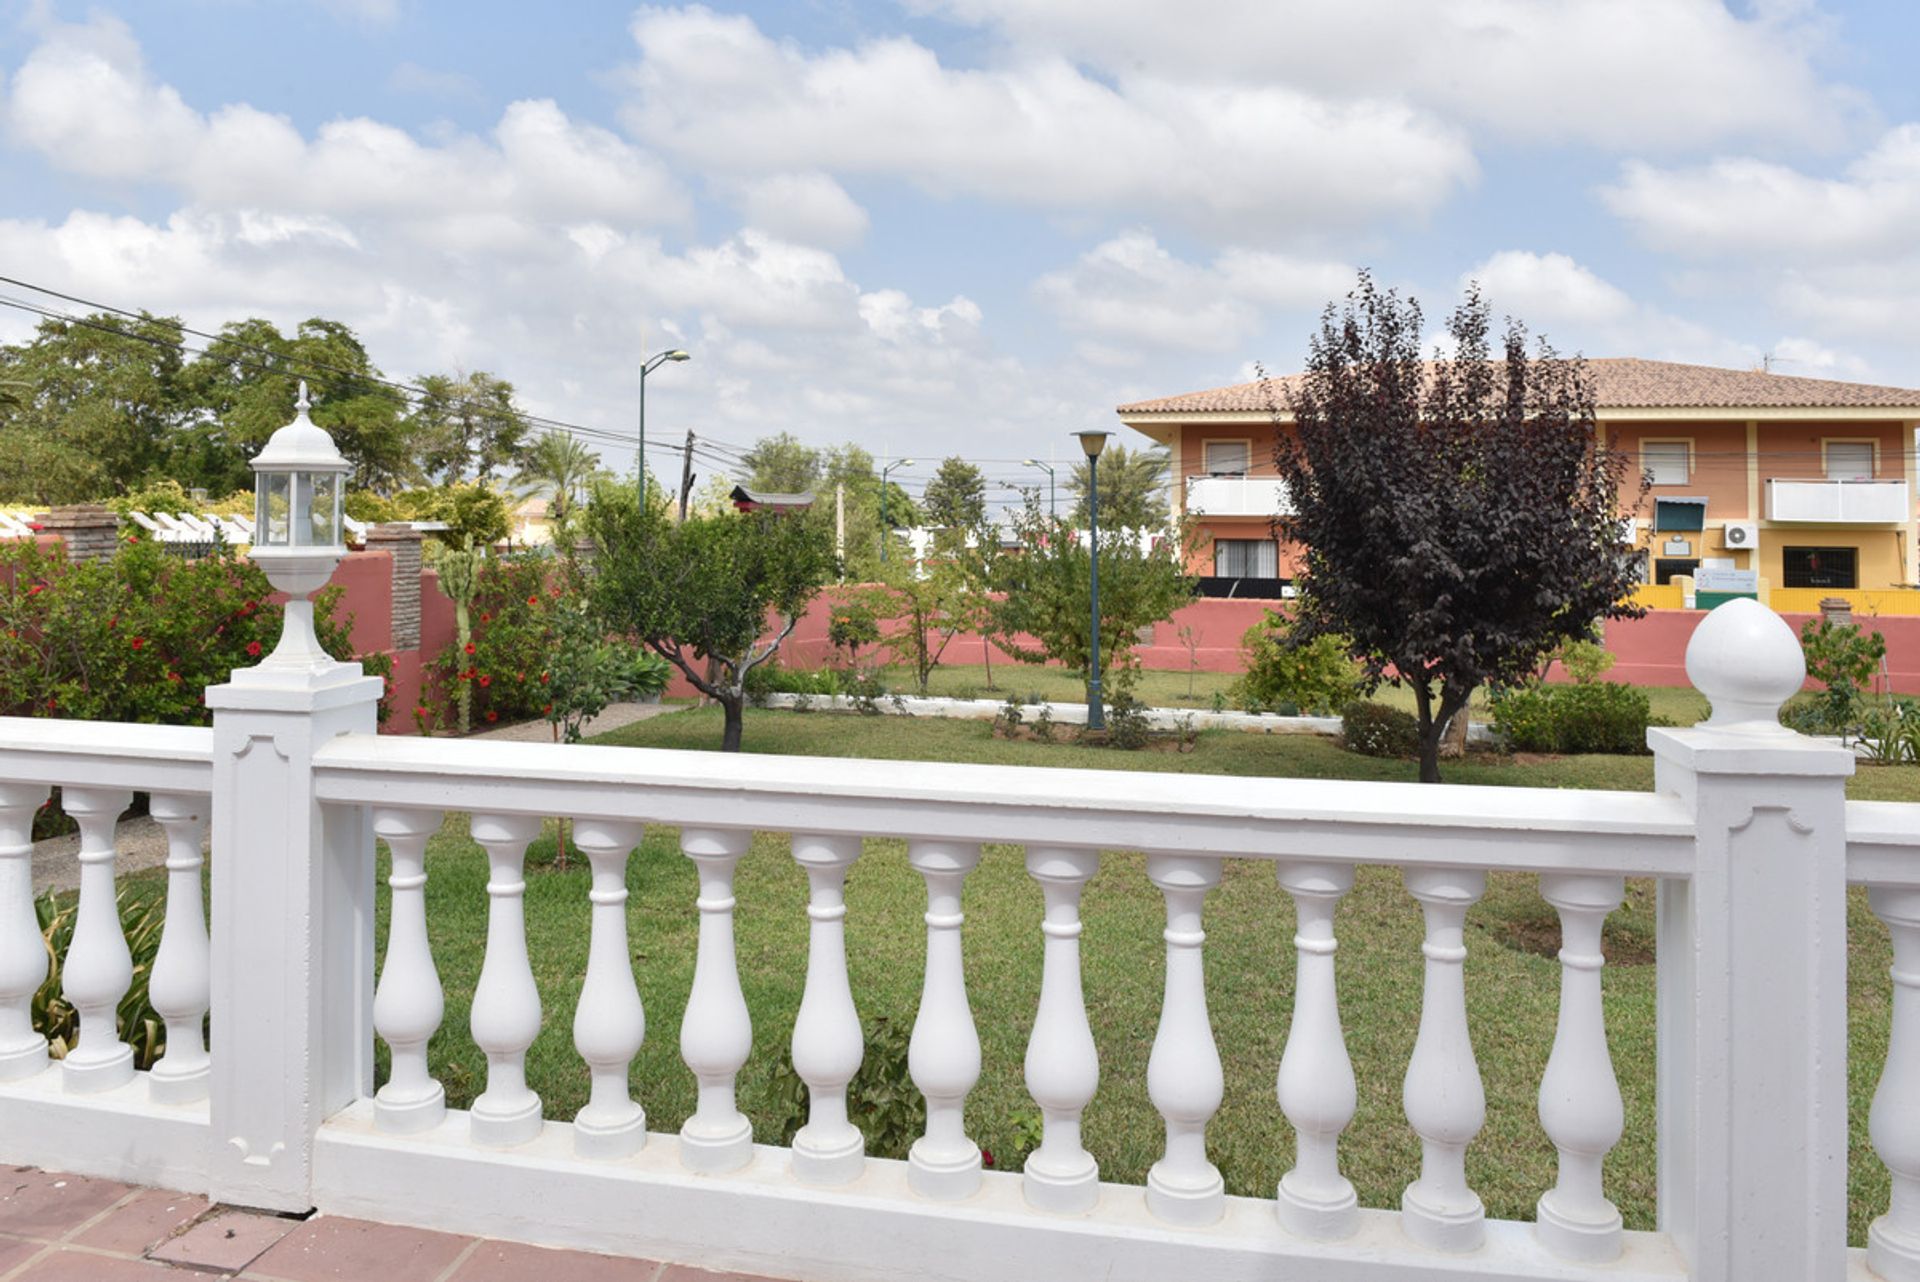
(36, 505), (120, 563)
(364, 523), (424, 651)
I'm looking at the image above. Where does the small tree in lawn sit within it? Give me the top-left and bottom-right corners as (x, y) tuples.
(867, 542), (967, 696)
(539, 594), (636, 869)
(588, 496), (833, 752)
(827, 599), (881, 677)
(1273, 273), (1647, 782)
(950, 520), (1010, 690)
(990, 494), (1196, 703)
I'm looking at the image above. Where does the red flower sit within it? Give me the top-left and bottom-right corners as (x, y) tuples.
(45, 697), (56, 710)
(481, 612), (492, 623)
(478, 675), (492, 688)
(166, 670), (181, 684)
(413, 705), (428, 718)
(549, 586), (561, 599)
(26, 522), (41, 532)
(526, 595), (539, 606)
(542, 703), (553, 714)
(246, 641), (263, 657)
(130, 636), (145, 650)
(26, 583), (44, 596)
(485, 710), (498, 722)
(981, 1149), (995, 1168)
(243, 599), (258, 614)
(464, 641), (476, 655)
(539, 672), (550, 685)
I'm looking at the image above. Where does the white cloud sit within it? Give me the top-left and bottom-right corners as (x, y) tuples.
(1034, 230), (1352, 351)
(620, 6), (1477, 240)
(904, 0), (1859, 150)
(731, 172), (869, 249)
(1461, 250), (1749, 364)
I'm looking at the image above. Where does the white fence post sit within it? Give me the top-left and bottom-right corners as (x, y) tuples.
(206, 661), (382, 1211)
(1650, 599), (1852, 1282)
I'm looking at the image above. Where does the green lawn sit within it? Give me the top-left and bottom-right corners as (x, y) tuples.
(363, 706), (1918, 1247)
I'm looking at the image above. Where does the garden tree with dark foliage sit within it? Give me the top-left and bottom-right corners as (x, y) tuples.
(921, 456), (988, 529)
(990, 494), (1197, 703)
(1067, 443), (1170, 530)
(588, 489), (834, 751)
(1272, 274), (1646, 783)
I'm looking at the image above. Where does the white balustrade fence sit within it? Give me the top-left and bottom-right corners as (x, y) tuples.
(0, 599), (1914, 1282)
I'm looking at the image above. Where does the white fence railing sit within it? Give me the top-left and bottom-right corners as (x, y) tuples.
(0, 599), (1914, 1281)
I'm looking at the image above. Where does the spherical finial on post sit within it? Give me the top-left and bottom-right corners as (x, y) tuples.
(1684, 598), (1804, 732)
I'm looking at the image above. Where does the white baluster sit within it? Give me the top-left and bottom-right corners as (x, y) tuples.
(1022, 845), (1100, 1214)
(1400, 866), (1488, 1252)
(789, 834), (864, 1185)
(679, 827), (754, 1173)
(1145, 853), (1224, 1226)
(0, 783), (49, 1080)
(572, 818), (647, 1159)
(1536, 873), (1626, 1262)
(907, 839), (982, 1200)
(1275, 860), (1358, 1240)
(60, 787), (134, 1093)
(1870, 886), (1920, 1280)
(372, 807), (446, 1133)
(468, 813), (543, 1147)
(146, 793), (210, 1104)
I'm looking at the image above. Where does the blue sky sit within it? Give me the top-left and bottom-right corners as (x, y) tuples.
(3, 0), (1919, 499)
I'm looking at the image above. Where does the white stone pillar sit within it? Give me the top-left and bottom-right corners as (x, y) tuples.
(1536, 872), (1626, 1262)
(907, 839), (982, 1201)
(146, 793), (211, 1104)
(206, 660), (382, 1211)
(0, 782), (49, 1081)
(1022, 846), (1100, 1214)
(1400, 865), (1487, 1253)
(1274, 860), (1358, 1240)
(572, 818), (647, 1159)
(1145, 853), (1224, 1227)
(1869, 886), (1920, 1281)
(60, 786), (134, 1093)
(679, 827), (754, 1173)
(371, 807), (446, 1134)
(789, 834), (864, 1186)
(469, 812), (544, 1147)
(1650, 599), (1852, 1282)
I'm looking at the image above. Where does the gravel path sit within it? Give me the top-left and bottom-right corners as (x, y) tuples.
(466, 699), (683, 742)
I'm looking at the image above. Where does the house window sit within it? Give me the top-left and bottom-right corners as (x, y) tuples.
(1643, 441), (1690, 486)
(1214, 539), (1277, 577)
(1654, 558), (1699, 585)
(1825, 441), (1874, 480)
(1653, 497), (1707, 533)
(1203, 440), (1250, 476)
(1782, 547), (1858, 589)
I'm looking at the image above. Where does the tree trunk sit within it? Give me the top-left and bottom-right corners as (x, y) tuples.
(982, 634), (994, 690)
(720, 694), (745, 752)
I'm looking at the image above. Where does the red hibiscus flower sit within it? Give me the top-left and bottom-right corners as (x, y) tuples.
(480, 612), (492, 623)
(526, 595), (538, 606)
(130, 636), (145, 650)
(26, 583), (45, 596)
(539, 672), (550, 685)
(166, 670), (182, 684)
(246, 641), (263, 657)
(485, 710), (498, 722)
(464, 641), (476, 655)
(542, 703), (553, 715)
(478, 675), (492, 688)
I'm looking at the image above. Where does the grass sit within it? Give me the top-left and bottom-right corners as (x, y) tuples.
(364, 705), (1920, 1249)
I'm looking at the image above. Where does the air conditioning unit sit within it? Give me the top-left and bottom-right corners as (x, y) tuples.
(1722, 521), (1759, 550)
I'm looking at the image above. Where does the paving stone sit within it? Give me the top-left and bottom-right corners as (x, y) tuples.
(0, 1233), (43, 1272)
(0, 1168), (132, 1240)
(450, 1240), (662, 1282)
(148, 1209), (299, 1272)
(70, 1187), (210, 1255)
(657, 1266), (790, 1282)
(242, 1216), (473, 1282)
(10, 1248), (178, 1280)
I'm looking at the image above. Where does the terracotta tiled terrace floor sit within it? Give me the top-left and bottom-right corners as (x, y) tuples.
(0, 1167), (782, 1282)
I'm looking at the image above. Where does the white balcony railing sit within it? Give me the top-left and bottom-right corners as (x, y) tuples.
(0, 600), (1912, 1282)
(1185, 474), (1290, 518)
(1766, 477), (1911, 523)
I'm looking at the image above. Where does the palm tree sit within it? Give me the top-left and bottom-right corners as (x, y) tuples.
(512, 432), (600, 530)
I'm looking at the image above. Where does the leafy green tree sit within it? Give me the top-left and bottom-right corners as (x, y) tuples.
(1273, 273), (1646, 782)
(742, 431), (822, 493)
(990, 495), (1197, 702)
(863, 549), (970, 695)
(413, 371), (531, 484)
(1068, 443), (1169, 530)
(0, 312), (186, 504)
(921, 457), (987, 529)
(392, 483), (511, 549)
(513, 431), (600, 535)
(588, 493), (834, 751)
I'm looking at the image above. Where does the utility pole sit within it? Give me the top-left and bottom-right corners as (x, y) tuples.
(678, 429), (696, 522)
(835, 482), (846, 570)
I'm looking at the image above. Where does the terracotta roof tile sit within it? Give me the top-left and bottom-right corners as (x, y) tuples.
(1116, 358), (1920, 415)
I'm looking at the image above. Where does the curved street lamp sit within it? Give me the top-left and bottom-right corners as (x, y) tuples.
(638, 349), (690, 504)
(1073, 430), (1112, 731)
(1021, 458), (1056, 517)
(880, 458), (915, 562)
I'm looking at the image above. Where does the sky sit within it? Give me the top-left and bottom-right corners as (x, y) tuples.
(3, 0), (1920, 502)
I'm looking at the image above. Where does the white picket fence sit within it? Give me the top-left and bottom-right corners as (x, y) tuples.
(0, 599), (1914, 1282)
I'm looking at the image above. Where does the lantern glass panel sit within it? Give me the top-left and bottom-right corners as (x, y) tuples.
(258, 472), (292, 546)
(306, 472), (341, 547)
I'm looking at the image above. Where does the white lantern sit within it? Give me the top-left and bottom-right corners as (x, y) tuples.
(247, 381), (352, 672)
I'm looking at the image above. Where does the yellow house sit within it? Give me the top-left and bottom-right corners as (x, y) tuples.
(1117, 359), (1920, 607)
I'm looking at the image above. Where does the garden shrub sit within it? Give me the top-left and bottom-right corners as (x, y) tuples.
(1341, 701), (1420, 758)
(768, 1015), (922, 1159)
(1787, 616), (1887, 737)
(742, 659), (842, 704)
(0, 535), (379, 725)
(1489, 681), (1652, 754)
(1098, 689), (1153, 750)
(1235, 609), (1363, 715)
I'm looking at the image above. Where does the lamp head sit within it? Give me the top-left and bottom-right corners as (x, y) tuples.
(666, 350), (690, 362)
(1074, 429), (1113, 460)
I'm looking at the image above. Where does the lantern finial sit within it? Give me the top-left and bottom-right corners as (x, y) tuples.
(295, 380), (311, 415)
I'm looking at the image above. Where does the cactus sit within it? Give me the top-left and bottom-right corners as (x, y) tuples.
(437, 538), (486, 734)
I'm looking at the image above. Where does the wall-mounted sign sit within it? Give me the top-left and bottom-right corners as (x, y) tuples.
(1695, 566), (1759, 593)
(1663, 538), (1692, 556)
